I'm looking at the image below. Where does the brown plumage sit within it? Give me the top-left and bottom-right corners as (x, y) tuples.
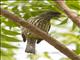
(21, 11), (61, 54)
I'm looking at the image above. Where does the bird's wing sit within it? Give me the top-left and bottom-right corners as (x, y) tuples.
(22, 33), (26, 42)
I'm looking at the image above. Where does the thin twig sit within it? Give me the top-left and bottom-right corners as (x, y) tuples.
(54, 0), (80, 27)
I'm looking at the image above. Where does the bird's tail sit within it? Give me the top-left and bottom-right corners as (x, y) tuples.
(25, 39), (36, 54)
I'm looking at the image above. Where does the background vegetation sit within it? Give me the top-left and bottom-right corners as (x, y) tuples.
(0, 0), (80, 60)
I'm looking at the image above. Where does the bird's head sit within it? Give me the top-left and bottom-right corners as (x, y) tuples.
(46, 11), (61, 17)
(39, 11), (61, 18)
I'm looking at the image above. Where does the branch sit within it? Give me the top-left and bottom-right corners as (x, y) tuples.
(0, 8), (80, 60)
(54, 0), (80, 28)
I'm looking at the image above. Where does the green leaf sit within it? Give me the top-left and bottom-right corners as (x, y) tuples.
(59, 18), (68, 25)
(74, 44), (80, 54)
(43, 52), (52, 60)
(1, 42), (18, 49)
(23, 13), (31, 20)
(22, 6), (32, 19)
(12, 6), (21, 17)
(0, 49), (14, 56)
(66, 1), (80, 10)
(61, 33), (80, 44)
(44, 52), (50, 58)
(1, 28), (20, 35)
(1, 55), (15, 60)
(2, 19), (18, 27)
(1, 34), (20, 42)
(71, 23), (76, 31)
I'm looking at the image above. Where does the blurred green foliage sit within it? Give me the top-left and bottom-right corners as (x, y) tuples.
(0, 0), (80, 60)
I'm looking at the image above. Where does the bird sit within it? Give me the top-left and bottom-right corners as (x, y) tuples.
(21, 11), (61, 54)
